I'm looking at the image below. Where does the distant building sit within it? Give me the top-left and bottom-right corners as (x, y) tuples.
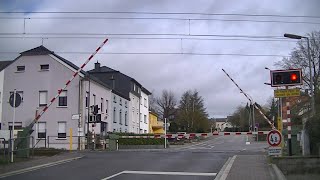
(149, 111), (164, 134)
(214, 117), (232, 131)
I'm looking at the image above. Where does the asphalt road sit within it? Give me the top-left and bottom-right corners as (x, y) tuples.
(3, 135), (268, 180)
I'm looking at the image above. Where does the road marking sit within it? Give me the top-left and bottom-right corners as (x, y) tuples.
(123, 170), (217, 176)
(101, 170), (217, 179)
(101, 171), (124, 180)
(0, 156), (83, 179)
(219, 155), (237, 180)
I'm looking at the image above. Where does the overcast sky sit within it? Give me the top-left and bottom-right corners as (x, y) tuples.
(0, 0), (319, 118)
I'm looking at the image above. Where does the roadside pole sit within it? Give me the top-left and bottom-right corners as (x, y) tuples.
(164, 118), (167, 149)
(11, 89), (16, 163)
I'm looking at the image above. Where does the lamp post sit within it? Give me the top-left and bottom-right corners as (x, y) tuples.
(284, 33), (315, 115)
(284, 33), (312, 156)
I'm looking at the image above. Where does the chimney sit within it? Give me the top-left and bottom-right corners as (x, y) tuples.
(94, 61), (100, 71)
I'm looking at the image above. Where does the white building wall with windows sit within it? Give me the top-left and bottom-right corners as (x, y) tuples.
(129, 92), (140, 134)
(2, 54), (82, 150)
(110, 92), (129, 133)
(139, 90), (149, 133)
(81, 79), (112, 138)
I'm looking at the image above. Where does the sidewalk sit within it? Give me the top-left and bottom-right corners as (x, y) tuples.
(225, 155), (276, 180)
(0, 151), (84, 175)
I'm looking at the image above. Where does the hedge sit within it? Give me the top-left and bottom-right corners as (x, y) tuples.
(118, 138), (164, 145)
(113, 132), (155, 136)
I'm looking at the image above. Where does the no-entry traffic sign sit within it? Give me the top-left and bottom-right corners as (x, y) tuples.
(267, 130), (282, 147)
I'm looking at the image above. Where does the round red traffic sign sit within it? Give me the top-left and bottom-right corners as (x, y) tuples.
(267, 130), (282, 147)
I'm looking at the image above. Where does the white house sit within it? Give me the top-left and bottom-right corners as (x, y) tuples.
(140, 87), (151, 133)
(215, 118), (233, 131)
(0, 61), (13, 129)
(88, 62), (151, 134)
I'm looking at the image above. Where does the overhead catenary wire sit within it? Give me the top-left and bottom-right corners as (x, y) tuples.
(0, 32), (288, 39)
(0, 51), (289, 57)
(1, 16), (320, 25)
(0, 36), (299, 42)
(1, 11), (320, 19)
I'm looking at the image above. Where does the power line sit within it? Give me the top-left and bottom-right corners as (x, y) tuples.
(0, 32), (286, 39)
(0, 51), (289, 57)
(0, 36), (298, 42)
(1, 11), (319, 19)
(1, 16), (319, 25)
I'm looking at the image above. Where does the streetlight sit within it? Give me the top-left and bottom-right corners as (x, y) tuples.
(284, 33), (315, 116)
(284, 33), (312, 156)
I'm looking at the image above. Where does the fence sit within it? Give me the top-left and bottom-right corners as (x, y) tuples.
(0, 136), (35, 163)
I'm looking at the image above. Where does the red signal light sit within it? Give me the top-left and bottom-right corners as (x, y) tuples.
(291, 73), (297, 81)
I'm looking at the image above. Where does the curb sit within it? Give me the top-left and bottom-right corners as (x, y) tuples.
(0, 156), (84, 179)
(271, 164), (287, 180)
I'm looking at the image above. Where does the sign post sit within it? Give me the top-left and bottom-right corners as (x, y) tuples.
(267, 130), (283, 156)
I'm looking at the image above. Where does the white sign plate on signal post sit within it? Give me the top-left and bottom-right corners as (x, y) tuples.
(268, 147), (282, 156)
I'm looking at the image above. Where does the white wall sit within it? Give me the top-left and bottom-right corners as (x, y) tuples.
(110, 93), (130, 133)
(81, 80), (112, 136)
(0, 70), (4, 126)
(139, 91), (149, 133)
(2, 55), (82, 149)
(129, 93), (140, 133)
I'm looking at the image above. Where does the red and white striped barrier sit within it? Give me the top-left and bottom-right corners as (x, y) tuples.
(120, 131), (270, 139)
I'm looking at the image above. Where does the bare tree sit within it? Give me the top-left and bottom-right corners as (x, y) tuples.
(156, 89), (177, 120)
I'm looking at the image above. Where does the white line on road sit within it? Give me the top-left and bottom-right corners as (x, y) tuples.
(219, 155), (237, 180)
(101, 171), (124, 180)
(101, 170), (217, 179)
(123, 170), (217, 176)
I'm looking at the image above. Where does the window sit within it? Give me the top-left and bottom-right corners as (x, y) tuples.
(40, 64), (49, 70)
(93, 94), (96, 105)
(17, 66), (25, 72)
(113, 107), (116, 123)
(140, 113), (142, 122)
(144, 130), (147, 133)
(144, 98), (147, 107)
(106, 100), (109, 113)
(58, 122), (66, 138)
(133, 84), (136, 91)
(120, 128), (122, 132)
(125, 101), (127, 108)
(8, 122), (22, 130)
(39, 91), (48, 106)
(113, 129), (116, 132)
(85, 92), (89, 108)
(120, 98), (122, 106)
(119, 110), (122, 125)
(144, 115), (147, 123)
(125, 111), (128, 126)
(113, 95), (116, 103)
(101, 98), (104, 114)
(58, 90), (67, 107)
(37, 122), (46, 139)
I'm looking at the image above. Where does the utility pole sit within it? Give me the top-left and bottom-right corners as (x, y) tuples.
(164, 118), (167, 149)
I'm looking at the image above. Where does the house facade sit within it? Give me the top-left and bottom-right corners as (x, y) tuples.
(1, 46), (131, 150)
(1, 46), (84, 149)
(140, 87), (151, 133)
(215, 117), (232, 131)
(0, 61), (13, 129)
(149, 111), (164, 134)
(88, 62), (151, 134)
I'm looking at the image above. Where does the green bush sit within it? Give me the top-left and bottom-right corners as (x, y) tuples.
(113, 132), (155, 136)
(118, 138), (164, 145)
